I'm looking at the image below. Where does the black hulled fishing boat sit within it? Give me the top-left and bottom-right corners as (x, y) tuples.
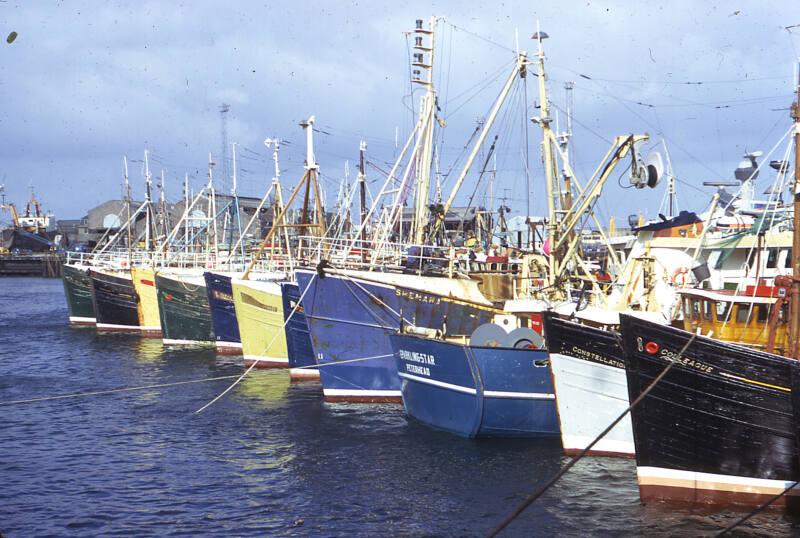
(62, 264), (96, 325)
(88, 269), (140, 332)
(620, 313), (800, 509)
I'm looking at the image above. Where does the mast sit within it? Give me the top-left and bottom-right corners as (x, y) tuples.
(267, 137), (293, 270)
(358, 140), (368, 257)
(144, 149), (153, 251)
(231, 142), (245, 263)
(159, 169), (169, 245)
(183, 172), (190, 249)
(790, 63), (800, 358)
(410, 16), (438, 245)
(124, 156), (132, 263)
(533, 27), (558, 285)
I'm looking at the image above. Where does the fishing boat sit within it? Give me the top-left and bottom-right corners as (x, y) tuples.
(390, 320), (558, 438)
(296, 266), (499, 402)
(543, 312), (635, 456)
(281, 281), (319, 380)
(620, 313), (800, 508)
(131, 266), (162, 337)
(205, 271), (241, 354)
(62, 263), (96, 325)
(232, 277), (289, 367)
(156, 271), (215, 346)
(88, 268), (141, 332)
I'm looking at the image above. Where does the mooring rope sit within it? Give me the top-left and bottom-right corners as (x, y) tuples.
(715, 481), (799, 536)
(486, 332), (698, 537)
(0, 375), (240, 406)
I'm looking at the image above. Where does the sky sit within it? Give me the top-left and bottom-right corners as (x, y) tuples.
(1, 1), (799, 226)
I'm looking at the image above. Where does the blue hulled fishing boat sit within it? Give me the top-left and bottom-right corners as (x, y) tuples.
(204, 272), (242, 354)
(389, 324), (558, 438)
(281, 281), (318, 381)
(296, 267), (498, 402)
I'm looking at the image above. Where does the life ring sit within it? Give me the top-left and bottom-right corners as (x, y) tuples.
(671, 267), (690, 286)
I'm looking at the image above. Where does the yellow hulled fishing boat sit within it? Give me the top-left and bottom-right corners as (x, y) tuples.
(232, 278), (289, 368)
(131, 266), (162, 337)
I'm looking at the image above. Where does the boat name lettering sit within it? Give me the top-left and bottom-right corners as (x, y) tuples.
(395, 289), (442, 305)
(405, 363), (431, 376)
(659, 348), (714, 373)
(569, 345), (624, 369)
(212, 290), (234, 303)
(399, 349), (436, 366)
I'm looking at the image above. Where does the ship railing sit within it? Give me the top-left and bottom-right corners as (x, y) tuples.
(294, 235), (469, 274)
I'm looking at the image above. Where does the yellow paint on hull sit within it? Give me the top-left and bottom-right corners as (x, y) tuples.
(131, 266), (162, 336)
(232, 278), (288, 364)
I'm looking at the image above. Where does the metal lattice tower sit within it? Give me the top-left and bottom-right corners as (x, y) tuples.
(220, 104), (230, 186)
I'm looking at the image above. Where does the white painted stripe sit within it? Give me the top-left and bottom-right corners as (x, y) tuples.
(162, 338), (215, 346)
(290, 368), (320, 378)
(69, 316), (96, 324)
(637, 466), (800, 495)
(398, 372), (477, 395)
(215, 341), (243, 349)
(96, 322), (140, 330)
(399, 373), (554, 400)
(138, 326), (162, 332)
(322, 388), (402, 398)
(562, 435), (635, 456)
(243, 355), (289, 364)
(484, 389), (555, 400)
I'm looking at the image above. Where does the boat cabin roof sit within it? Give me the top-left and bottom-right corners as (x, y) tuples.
(678, 287), (776, 305)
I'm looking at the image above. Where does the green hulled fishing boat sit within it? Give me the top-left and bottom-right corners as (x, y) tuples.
(62, 264), (96, 325)
(155, 271), (215, 346)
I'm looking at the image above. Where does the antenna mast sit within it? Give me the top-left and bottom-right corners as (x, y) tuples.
(220, 104), (230, 191)
(410, 16), (438, 245)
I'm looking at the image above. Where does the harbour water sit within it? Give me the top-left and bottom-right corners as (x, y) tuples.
(2, 278), (800, 536)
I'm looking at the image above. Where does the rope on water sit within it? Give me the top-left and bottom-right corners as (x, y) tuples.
(486, 332), (698, 537)
(194, 272), (318, 414)
(715, 481), (800, 536)
(0, 375), (240, 406)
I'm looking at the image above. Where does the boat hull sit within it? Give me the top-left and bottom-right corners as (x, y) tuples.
(391, 334), (559, 438)
(131, 267), (162, 337)
(89, 269), (140, 332)
(232, 279), (289, 368)
(155, 273), (215, 346)
(281, 282), (319, 381)
(620, 314), (800, 510)
(296, 269), (495, 403)
(204, 272), (242, 355)
(544, 313), (634, 457)
(62, 264), (96, 325)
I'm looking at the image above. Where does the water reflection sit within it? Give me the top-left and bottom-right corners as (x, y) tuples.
(237, 370), (291, 407)
(134, 337), (165, 361)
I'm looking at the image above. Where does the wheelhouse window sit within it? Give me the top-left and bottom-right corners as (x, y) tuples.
(766, 249), (778, 269)
(757, 304), (769, 323)
(786, 249), (793, 269)
(715, 300), (730, 321)
(703, 300), (713, 321)
(691, 299), (701, 321)
(736, 305), (752, 324)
